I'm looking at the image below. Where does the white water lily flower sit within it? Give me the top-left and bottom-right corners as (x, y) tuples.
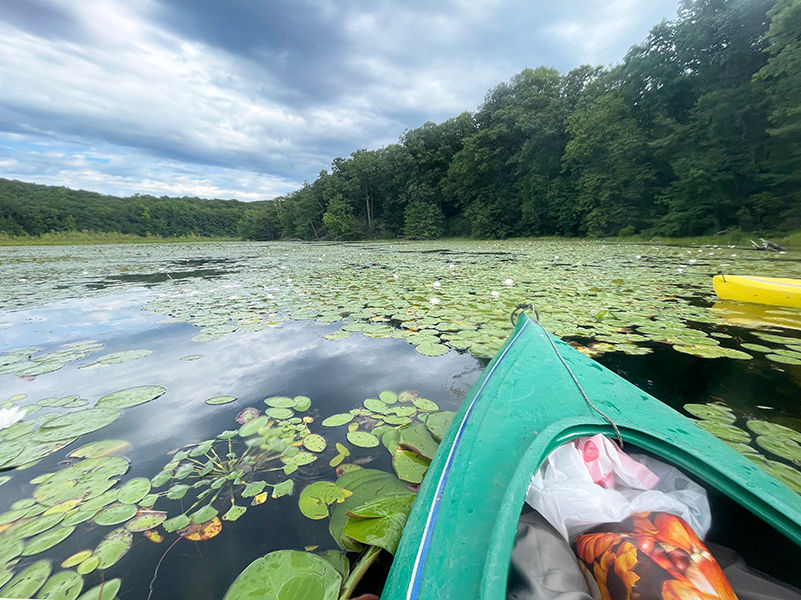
(504, 279), (514, 286)
(635, 255), (642, 259)
(429, 297), (440, 305)
(432, 281), (441, 288)
(731, 254), (737, 258)
(448, 263), (455, 269)
(393, 274), (398, 280)
(491, 291), (500, 297)
(0, 406), (26, 430)
(689, 258), (697, 264)
(677, 268), (684, 273)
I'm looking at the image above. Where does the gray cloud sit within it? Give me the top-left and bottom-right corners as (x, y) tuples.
(0, 0), (678, 200)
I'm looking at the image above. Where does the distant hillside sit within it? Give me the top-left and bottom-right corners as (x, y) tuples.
(0, 178), (268, 239)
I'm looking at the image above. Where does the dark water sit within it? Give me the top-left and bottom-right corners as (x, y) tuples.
(0, 292), (485, 599)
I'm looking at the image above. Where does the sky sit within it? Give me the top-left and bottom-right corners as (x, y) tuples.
(0, 0), (680, 202)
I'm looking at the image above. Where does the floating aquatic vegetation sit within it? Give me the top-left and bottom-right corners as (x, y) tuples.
(80, 349), (153, 369)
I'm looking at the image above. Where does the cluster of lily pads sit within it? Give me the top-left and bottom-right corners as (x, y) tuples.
(684, 403), (801, 492)
(225, 390), (455, 600)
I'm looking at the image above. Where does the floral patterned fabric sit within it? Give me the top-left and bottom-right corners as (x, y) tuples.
(574, 512), (737, 600)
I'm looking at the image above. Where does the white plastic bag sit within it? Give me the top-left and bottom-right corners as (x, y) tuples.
(526, 434), (711, 541)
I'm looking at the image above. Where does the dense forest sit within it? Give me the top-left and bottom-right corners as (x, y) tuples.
(2, 0), (800, 241)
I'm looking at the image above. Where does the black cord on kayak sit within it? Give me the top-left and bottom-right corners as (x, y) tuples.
(532, 319), (625, 449)
(511, 303), (534, 326)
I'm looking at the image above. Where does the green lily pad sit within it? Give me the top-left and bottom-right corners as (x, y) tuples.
(76, 556), (99, 575)
(61, 550), (93, 568)
(755, 436), (801, 462)
(293, 396), (312, 411)
(364, 398), (389, 414)
(383, 415), (413, 426)
(239, 415), (268, 437)
(347, 431), (379, 448)
(0, 559), (52, 598)
(82, 349), (153, 368)
(379, 391), (398, 404)
(694, 420), (751, 444)
(392, 448), (431, 484)
(163, 514), (191, 533)
(96, 385), (166, 409)
(94, 528), (133, 569)
(222, 550), (341, 600)
(69, 440), (131, 459)
(117, 478), (151, 504)
(342, 493), (416, 555)
(181, 354), (204, 361)
(75, 578), (120, 600)
(746, 420), (801, 442)
(8, 513), (66, 539)
(398, 423), (439, 461)
(0, 538), (23, 564)
(412, 397), (440, 412)
(206, 395), (236, 405)
(264, 396), (295, 408)
(414, 342), (450, 356)
(94, 504), (138, 526)
(37, 395), (79, 407)
(33, 408), (121, 442)
(38, 570), (84, 600)
(389, 405), (416, 418)
(22, 525), (76, 556)
(265, 407), (294, 420)
(241, 481), (266, 498)
(683, 403), (736, 423)
(126, 510), (167, 532)
(766, 353), (801, 365)
(191, 505), (218, 523)
(298, 482), (352, 520)
(272, 479), (294, 498)
(322, 413), (353, 427)
(762, 461), (801, 493)
(425, 410), (456, 442)
(223, 504), (247, 522)
(302, 434), (326, 453)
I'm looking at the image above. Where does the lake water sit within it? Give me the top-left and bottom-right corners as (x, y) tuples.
(1, 240), (800, 599)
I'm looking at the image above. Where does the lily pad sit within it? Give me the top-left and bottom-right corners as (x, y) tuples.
(190, 505), (218, 524)
(755, 436), (801, 462)
(392, 448), (431, 484)
(126, 510), (167, 532)
(222, 550), (342, 600)
(69, 440), (131, 459)
(94, 504), (138, 526)
(694, 420), (751, 444)
(298, 482), (352, 520)
(293, 396), (312, 411)
(8, 513), (66, 539)
(398, 423), (439, 461)
(412, 397), (440, 412)
(683, 403), (736, 423)
(117, 478), (151, 504)
(76, 556), (99, 575)
(322, 413), (353, 427)
(82, 349), (153, 368)
(342, 493), (416, 555)
(22, 525), (76, 556)
(163, 514), (191, 533)
(38, 570), (84, 600)
(364, 398), (389, 414)
(206, 395), (237, 405)
(379, 391), (398, 404)
(346, 431), (379, 448)
(414, 342), (449, 357)
(265, 407), (294, 419)
(223, 504), (247, 522)
(75, 578), (120, 600)
(33, 408), (121, 442)
(746, 420), (801, 442)
(180, 517), (223, 540)
(264, 396), (295, 408)
(96, 385), (166, 409)
(94, 528), (133, 569)
(272, 479), (295, 498)
(0, 559), (52, 598)
(425, 410), (455, 442)
(302, 434), (326, 453)
(61, 550), (93, 568)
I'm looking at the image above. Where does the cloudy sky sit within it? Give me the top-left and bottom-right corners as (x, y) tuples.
(0, 0), (679, 201)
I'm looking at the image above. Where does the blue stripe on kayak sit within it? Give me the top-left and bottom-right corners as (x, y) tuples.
(406, 317), (531, 600)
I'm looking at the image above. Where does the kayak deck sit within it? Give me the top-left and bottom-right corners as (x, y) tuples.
(713, 274), (801, 308)
(382, 313), (801, 599)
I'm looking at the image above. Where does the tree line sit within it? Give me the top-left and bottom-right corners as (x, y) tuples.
(2, 0), (799, 242)
(244, 0), (801, 240)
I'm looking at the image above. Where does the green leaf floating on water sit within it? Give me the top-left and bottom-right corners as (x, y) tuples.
(94, 504), (138, 526)
(363, 398), (389, 414)
(302, 434), (326, 453)
(414, 342), (449, 357)
(398, 423), (439, 461)
(683, 403), (736, 423)
(116, 477), (151, 504)
(425, 410), (455, 442)
(755, 435), (801, 462)
(96, 385), (166, 409)
(206, 395), (236, 405)
(272, 479), (294, 498)
(347, 431), (379, 448)
(746, 420), (801, 442)
(126, 510), (167, 532)
(21, 525), (75, 556)
(412, 397), (439, 412)
(163, 514), (191, 533)
(75, 578), (120, 600)
(69, 440), (131, 459)
(94, 527), (133, 569)
(0, 559), (52, 598)
(81, 349), (153, 369)
(222, 550), (342, 600)
(62, 550), (93, 568)
(38, 569), (84, 600)
(8, 513), (66, 539)
(392, 448), (431, 484)
(223, 504), (247, 522)
(293, 396), (311, 411)
(379, 391), (398, 404)
(342, 493), (416, 555)
(32, 408), (121, 442)
(321, 413), (353, 427)
(298, 482), (352, 520)
(266, 407), (294, 419)
(265, 396), (295, 408)
(191, 505), (219, 524)
(694, 420), (751, 444)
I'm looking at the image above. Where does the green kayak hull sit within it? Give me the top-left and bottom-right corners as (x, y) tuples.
(382, 312), (801, 599)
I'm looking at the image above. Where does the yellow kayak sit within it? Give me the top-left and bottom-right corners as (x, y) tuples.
(713, 274), (801, 308)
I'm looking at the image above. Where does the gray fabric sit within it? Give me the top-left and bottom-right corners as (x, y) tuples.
(707, 542), (801, 600)
(507, 508), (593, 600)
